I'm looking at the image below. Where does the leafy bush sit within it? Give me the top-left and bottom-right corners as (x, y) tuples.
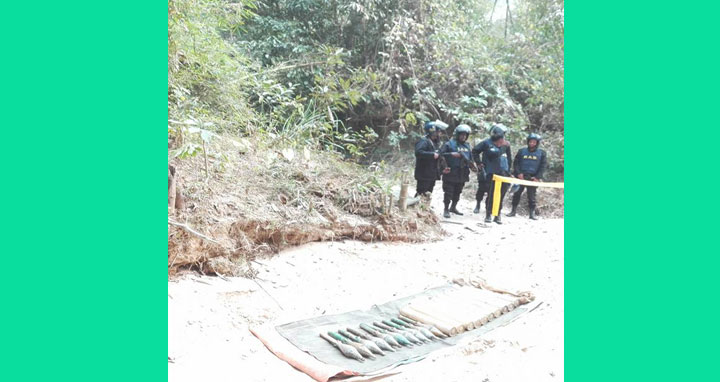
(169, 0), (564, 177)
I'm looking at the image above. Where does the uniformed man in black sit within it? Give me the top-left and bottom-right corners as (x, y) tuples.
(439, 124), (476, 218)
(472, 124), (513, 224)
(472, 149), (490, 215)
(509, 133), (547, 220)
(414, 120), (448, 197)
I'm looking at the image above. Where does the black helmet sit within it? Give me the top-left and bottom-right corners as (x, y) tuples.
(527, 133), (542, 144)
(424, 120), (448, 134)
(423, 121), (435, 134)
(455, 124), (471, 137)
(490, 124), (507, 140)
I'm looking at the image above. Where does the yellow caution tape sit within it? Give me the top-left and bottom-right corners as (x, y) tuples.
(491, 174), (564, 216)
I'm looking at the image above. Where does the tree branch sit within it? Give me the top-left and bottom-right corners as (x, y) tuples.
(230, 61), (327, 84)
(168, 219), (223, 247)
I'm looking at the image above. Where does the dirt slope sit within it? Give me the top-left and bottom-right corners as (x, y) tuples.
(168, 135), (444, 276)
(168, 192), (564, 381)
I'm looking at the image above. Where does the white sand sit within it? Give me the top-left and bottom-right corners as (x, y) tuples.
(169, 194), (564, 381)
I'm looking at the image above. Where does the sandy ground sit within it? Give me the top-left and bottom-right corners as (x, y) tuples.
(168, 191), (564, 381)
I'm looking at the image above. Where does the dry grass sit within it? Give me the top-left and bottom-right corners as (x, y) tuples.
(168, 134), (443, 276)
(461, 179), (564, 218)
(503, 187), (564, 218)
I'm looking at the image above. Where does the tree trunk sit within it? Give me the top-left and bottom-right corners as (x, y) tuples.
(398, 181), (409, 212)
(175, 187), (184, 210)
(169, 165), (177, 212)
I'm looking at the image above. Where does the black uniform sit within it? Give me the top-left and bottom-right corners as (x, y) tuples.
(472, 138), (513, 217)
(414, 136), (442, 196)
(473, 159), (490, 206)
(439, 138), (473, 209)
(511, 147), (547, 211)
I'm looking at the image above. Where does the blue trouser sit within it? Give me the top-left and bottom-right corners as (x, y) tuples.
(415, 179), (436, 197)
(442, 181), (465, 207)
(485, 176), (510, 216)
(512, 185), (538, 210)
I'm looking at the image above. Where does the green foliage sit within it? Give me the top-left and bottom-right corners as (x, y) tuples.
(236, 0), (562, 135)
(169, 118), (216, 159)
(387, 131), (407, 151)
(168, 0), (259, 134)
(333, 125), (379, 159)
(169, 0), (564, 176)
(168, 0), (388, 159)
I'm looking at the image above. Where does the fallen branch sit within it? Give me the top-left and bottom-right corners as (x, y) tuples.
(253, 279), (284, 311)
(168, 219), (234, 269)
(453, 277), (535, 300)
(202, 140), (209, 178)
(190, 278), (211, 285)
(168, 219), (224, 246)
(230, 61), (326, 84)
(528, 301), (544, 313)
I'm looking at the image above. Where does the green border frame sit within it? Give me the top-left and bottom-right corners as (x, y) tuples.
(2, 1), (719, 381)
(566, 2), (719, 381)
(1, 2), (167, 380)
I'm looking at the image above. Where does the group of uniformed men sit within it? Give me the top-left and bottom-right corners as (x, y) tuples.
(414, 121), (547, 224)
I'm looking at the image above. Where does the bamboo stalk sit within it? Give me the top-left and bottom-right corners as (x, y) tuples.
(426, 296), (487, 331)
(168, 166), (177, 212)
(453, 289), (518, 313)
(460, 298), (503, 326)
(399, 306), (458, 336)
(452, 288), (519, 313)
(398, 182), (409, 212)
(202, 140), (209, 178)
(461, 296), (505, 318)
(429, 301), (476, 331)
(408, 302), (466, 334)
(459, 286), (519, 304)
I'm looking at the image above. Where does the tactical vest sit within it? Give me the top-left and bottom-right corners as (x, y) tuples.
(482, 140), (509, 175)
(425, 136), (440, 151)
(414, 137), (442, 181)
(446, 139), (472, 169)
(518, 147), (542, 175)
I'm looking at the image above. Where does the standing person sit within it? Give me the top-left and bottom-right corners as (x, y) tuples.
(439, 124), (476, 218)
(414, 120), (448, 197)
(509, 133), (547, 220)
(472, 124), (513, 224)
(473, 152), (490, 215)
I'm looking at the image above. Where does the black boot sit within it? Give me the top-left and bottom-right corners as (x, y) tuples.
(484, 212), (492, 223)
(443, 202), (451, 218)
(449, 202), (463, 215)
(494, 215), (503, 224)
(529, 208), (538, 220)
(473, 201), (481, 214)
(507, 205), (518, 217)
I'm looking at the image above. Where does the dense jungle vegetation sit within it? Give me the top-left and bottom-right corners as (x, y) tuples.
(168, 0), (564, 176)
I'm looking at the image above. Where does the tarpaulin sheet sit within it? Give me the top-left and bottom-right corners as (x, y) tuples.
(272, 284), (529, 378)
(250, 325), (359, 382)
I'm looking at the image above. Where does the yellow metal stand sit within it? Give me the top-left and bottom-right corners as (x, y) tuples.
(491, 174), (564, 216)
